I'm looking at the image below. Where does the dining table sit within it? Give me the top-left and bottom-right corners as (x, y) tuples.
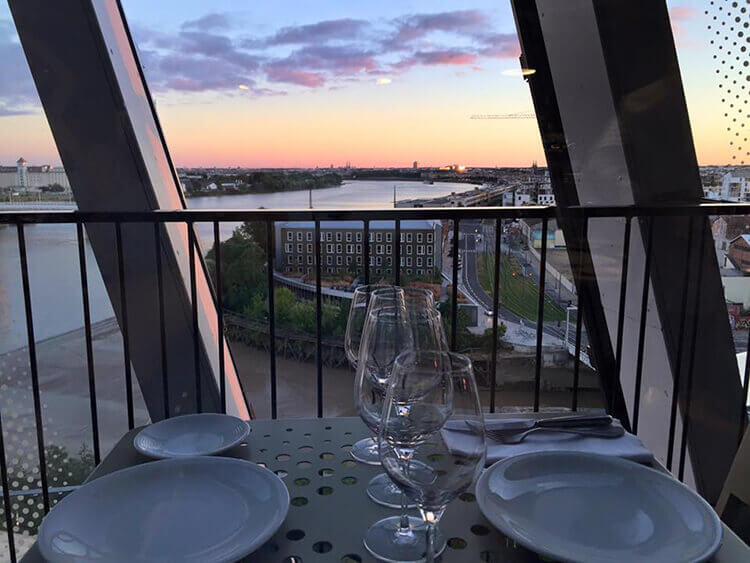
(21, 415), (750, 562)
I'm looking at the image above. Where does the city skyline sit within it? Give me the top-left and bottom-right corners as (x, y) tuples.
(0, 0), (738, 168)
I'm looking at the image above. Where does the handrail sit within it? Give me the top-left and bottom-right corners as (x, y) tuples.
(2, 202), (750, 224)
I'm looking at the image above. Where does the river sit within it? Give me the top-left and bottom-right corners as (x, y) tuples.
(0, 180), (476, 353)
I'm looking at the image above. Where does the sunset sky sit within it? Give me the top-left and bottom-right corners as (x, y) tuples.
(0, 0), (741, 168)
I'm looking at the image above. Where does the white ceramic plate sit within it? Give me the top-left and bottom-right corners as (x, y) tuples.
(476, 451), (722, 563)
(39, 457), (289, 563)
(134, 413), (250, 459)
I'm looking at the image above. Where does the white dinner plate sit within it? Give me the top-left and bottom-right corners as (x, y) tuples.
(476, 451), (722, 563)
(134, 413), (250, 459)
(39, 457), (290, 562)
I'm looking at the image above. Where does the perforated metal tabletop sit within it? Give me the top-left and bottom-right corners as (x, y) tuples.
(21, 417), (748, 562)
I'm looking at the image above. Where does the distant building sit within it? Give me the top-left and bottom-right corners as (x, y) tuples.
(538, 192), (556, 205)
(413, 161), (419, 169)
(275, 220), (442, 278)
(520, 218), (566, 249)
(515, 192), (532, 206)
(719, 171), (750, 202)
(0, 157), (70, 192)
(713, 216), (750, 261)
(727, 235), (750, 274)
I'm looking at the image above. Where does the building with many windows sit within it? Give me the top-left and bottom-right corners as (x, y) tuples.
(274, 220), (442, 278)
(0, 157), (71, 192)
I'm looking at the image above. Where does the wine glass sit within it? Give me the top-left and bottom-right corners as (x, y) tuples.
(346, 285), (405, 464)
(355, 305), (414, 509)
(377, 351), (486, 562)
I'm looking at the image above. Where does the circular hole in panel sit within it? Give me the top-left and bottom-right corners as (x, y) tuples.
(344, 431), (352, 436)
(312, 541), (333, 553)
(239, 442), (248, 447)
(341, 460), (356, 468)
(263, 434), (271, 438)
(341, 555), (362, 563)
(275, 470), (288, 478)
(447, 537), (467, 550)
(317, 486), (334, 496)
(298, 445), (313, 452)
(340, 444), (352, 452)
(286, 428), (293, 432)
(341, 476), (357, 485)
(304, 433), (312, 437)
(294, 477), (310, 487)
(459, 492), (476, 502)
(319, 468), (334, 477)
(259, 448), (267, 453)
(323, 439), (332, 444)
(276, 454), (290, 462)
(286, 529), (305, 541)
(320, 452), (334, 460)
(325, 426), (332, 430)
(471, 524), (490, 536)
(297, 461), (312, 469)
(283, 440), (290, 445)
(290, 497), (309, 507)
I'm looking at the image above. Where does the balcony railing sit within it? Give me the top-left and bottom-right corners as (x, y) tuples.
(1, 202), (750, 559)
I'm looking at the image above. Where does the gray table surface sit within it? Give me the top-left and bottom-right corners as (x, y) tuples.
(21, 416), (749, 562)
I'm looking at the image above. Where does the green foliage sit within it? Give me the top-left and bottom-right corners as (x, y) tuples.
(187, 172), (342, 196)
(1, 443), (95, 535)
(477, 252), (566, 322)
(207, 224), (267, 312)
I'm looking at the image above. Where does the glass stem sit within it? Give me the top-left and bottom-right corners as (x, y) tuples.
(398, 491), (410, 531)
(425, 522), (436, 562)
(397, 452), (412, 533)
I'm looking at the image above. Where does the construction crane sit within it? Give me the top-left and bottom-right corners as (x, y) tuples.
(469, 112), (536, 120)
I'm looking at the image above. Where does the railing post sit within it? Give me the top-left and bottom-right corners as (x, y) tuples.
(394, 219), (401, 286)
(613, 216), (632, 415)
(76, 222), (100, 464)
(364, 220), (370, 285)
(679, 224), (708, 482)
(16, 223), (50, 514)
(451, 217), (460, 351)
(533, 217), (548, 412)
(315, 220), (323, 418)
(188, 223), (201, 413)
(667, 216), (694, 471)
(213, 222), (225, 414)
(489, 217), (502, 413)
(632, 217), (654, 435)
(115, 222), (135, 429)
(155, 222), (169, 419)
(266, 220), (277, 419)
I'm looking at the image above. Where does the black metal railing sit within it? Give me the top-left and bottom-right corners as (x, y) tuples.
(1, 202), (750, 561)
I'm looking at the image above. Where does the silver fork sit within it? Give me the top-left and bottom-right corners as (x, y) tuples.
(488, 425), (625, 445)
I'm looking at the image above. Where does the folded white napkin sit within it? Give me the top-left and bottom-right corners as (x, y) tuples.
(443, 418), (654, 465)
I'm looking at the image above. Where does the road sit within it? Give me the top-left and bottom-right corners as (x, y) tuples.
(454, 220), (582, 348)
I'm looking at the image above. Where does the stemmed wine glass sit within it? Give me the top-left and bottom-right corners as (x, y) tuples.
(355, 304), (414, 507)
(377, 351), (487, 562)
(346, 285), (405, 464)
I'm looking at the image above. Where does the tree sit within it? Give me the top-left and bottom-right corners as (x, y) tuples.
(206, 225), (268, 312)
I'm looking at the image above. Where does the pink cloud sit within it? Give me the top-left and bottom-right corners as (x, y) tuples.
(265, 66), (325, 87)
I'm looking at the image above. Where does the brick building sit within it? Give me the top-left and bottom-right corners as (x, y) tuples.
(274, 220), (442, 278)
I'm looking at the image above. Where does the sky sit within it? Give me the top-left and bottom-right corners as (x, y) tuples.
(0, 0), (742, 168)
